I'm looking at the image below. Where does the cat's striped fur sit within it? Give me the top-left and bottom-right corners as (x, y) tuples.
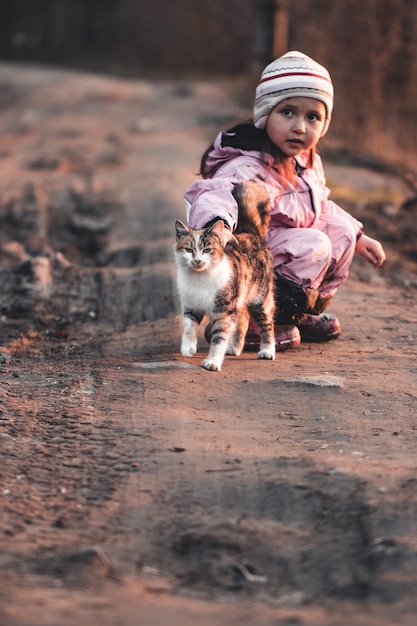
(174, 179), (275, 371)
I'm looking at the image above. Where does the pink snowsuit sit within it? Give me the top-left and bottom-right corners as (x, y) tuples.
(184, 131), (363, 299)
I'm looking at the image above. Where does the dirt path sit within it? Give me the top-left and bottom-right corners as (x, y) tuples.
(0, 63), (416, 626)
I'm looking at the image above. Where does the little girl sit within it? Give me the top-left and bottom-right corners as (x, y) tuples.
(184, 51), (386, 350)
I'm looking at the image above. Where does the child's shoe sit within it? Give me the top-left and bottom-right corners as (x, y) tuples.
(275, 324), (301, 351)
(297, 313), (341, 342)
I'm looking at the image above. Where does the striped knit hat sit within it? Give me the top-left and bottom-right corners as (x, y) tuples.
(253, 51), (334, 135)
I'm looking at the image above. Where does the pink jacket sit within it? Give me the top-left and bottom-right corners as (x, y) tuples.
(184, 131), (363, 297)
(185, 131), (362, 235)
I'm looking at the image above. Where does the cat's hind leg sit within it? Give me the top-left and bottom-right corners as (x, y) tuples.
(249, 298), (275, 361)
(181, 310), (202, 357)
(226, 308), (249, 356)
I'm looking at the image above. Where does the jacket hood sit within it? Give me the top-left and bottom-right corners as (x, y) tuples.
(203, 131), (267, 178)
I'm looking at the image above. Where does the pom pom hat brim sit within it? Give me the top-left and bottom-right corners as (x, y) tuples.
(253, 51), (334, 136)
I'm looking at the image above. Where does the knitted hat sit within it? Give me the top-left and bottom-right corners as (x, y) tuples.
(253, 51), (334, 135)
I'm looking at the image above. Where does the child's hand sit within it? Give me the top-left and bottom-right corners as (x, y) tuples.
(355, 234), (386, 268)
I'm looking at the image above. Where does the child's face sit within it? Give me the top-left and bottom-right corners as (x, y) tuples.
(266, 97), (327, 157)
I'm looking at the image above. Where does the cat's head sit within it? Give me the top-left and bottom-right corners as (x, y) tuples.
(174, 220), (235, 272)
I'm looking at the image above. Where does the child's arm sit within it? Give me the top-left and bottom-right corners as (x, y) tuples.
(355, 234), (386, 268)
(184, 158), (266, 230)
(184, 178), (238, 230)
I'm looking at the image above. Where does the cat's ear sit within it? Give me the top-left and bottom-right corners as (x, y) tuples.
(209, 220), (237, 246)
(175, 220), (189, 240)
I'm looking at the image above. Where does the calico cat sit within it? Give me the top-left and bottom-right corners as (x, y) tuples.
(174, 179), (276, 371)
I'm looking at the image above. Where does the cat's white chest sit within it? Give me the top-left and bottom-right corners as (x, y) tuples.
(177, 258), (231, 313)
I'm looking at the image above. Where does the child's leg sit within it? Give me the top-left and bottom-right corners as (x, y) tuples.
(265, 227), (332, 291)
(266, 216), (357, 299)
(265, 227), (331, 321)
(313, 213), (357, 299)
(265, 221), (356, 342)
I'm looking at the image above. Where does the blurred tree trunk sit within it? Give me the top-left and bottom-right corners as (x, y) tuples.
(253, 0), (277, 75)
(273, 0), (289, 58)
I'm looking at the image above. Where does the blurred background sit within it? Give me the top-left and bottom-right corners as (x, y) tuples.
(0, 0), (416, 172)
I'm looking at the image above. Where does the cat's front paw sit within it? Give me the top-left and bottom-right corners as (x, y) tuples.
(181, 339), (197, 357)
(202, 358), (221, 371)
(258, 348), (275, 360)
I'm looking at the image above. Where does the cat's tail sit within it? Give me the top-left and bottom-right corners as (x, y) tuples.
(232, 179), (271, 238)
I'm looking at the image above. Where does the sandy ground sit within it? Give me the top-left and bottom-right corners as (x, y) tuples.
(0, 63), (417, 626)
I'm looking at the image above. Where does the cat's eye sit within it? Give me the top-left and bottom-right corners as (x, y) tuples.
(203, 248), (212, 254)
(185, 247), (193, 253)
